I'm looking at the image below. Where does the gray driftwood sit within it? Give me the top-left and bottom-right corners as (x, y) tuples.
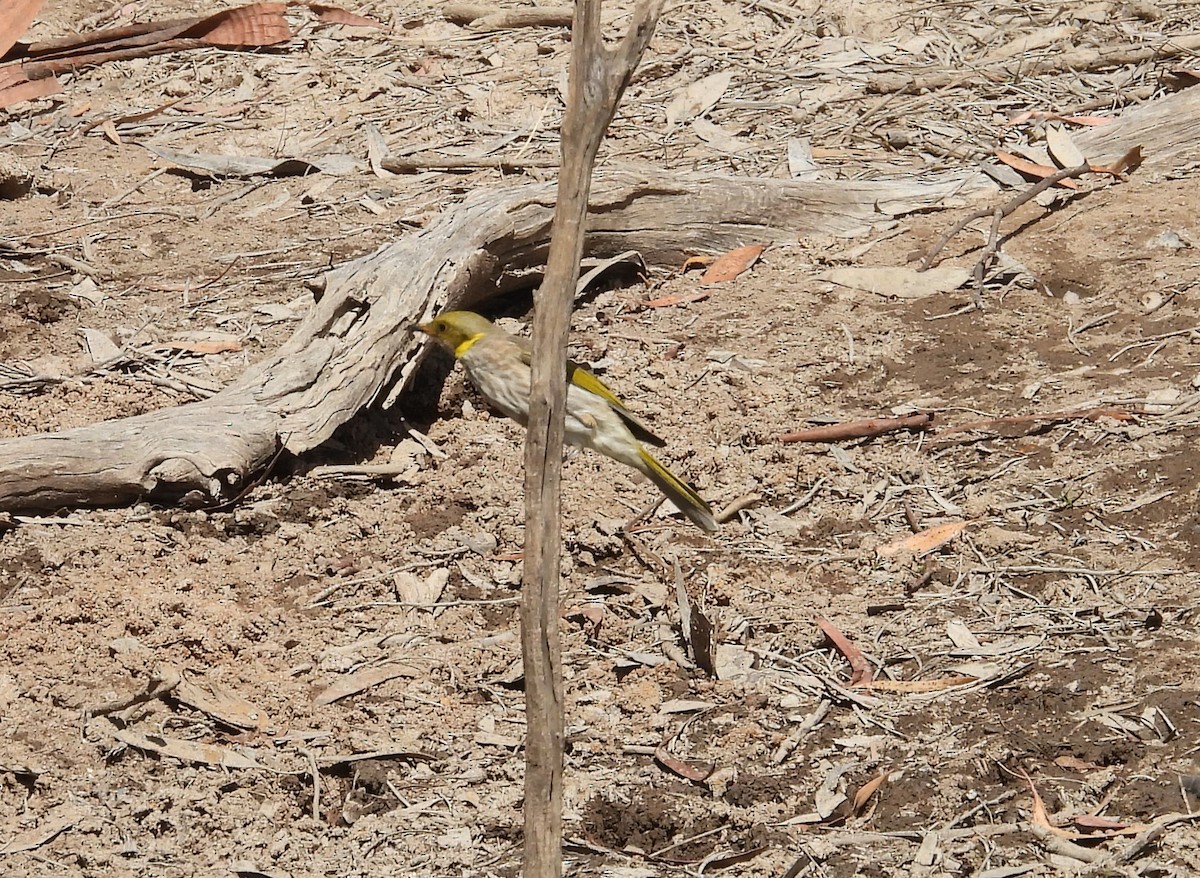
(1, 81), (1193, 513)
(0, 170), (980, 512)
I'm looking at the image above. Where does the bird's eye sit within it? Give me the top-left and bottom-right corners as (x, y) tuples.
(435, 321), (446, 332)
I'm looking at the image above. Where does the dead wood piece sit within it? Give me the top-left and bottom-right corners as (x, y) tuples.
(380, 153), (559, 173)
(939, 406), (1133, 438)
(867, 33), (1200, 95)
(0, 403), (280, 512)
(443, 3), (574, 29)
(920, 162), (1094, 273)
(779, 412), (934, 443)
(520, 1), (663, 875)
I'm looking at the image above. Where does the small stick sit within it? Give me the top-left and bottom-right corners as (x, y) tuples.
(714, 492), (761, 523)
(301, 748), (321, 822)
(81, 665), (181, 723)
(381, 154), (559, 174)
(779, 412), (934, 443)
(1099, 812), (1200, 869)
(920, 162), (1092, 271)
(939, 406), (1132, 436)
(903, 501), (921, 534)
(443, 3), (573, 29)
(100, 166), (168, 209)
(970, 207), (1004, 306)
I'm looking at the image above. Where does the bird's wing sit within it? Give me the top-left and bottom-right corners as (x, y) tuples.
(514, 337), (666, 447)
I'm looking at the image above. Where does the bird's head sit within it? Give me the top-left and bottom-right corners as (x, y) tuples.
(414, 310), (496, 355)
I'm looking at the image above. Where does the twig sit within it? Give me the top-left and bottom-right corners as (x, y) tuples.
(380, 154), (559, 174)
(867, 33), (1200, 94)
(779, 412), (934, 443)
(1029, 820), (1105, 864)
(920, 162), (1092, 271)
(100, 166), (168, 209)
(970, 207), (1003, 306)
(714, 492), (761, 523)
(521, 1), (663, 876)
(937, 406), (1132, 437)
(1066, 308), (1119, 356)
(1108, 324), (1200, 362)
(1091, 812), (1200, 869)
(443, 4), (574, 30)
(301, 748), (321, 822)
(81, 665), (181, 724)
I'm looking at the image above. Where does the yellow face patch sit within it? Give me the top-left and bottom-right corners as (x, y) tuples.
(454, 333), (486, 358)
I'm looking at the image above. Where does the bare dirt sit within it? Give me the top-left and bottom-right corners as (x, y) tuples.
(3, 2), (1200, 877)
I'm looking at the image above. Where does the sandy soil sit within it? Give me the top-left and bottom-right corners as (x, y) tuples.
(3, 1), (1200, 876)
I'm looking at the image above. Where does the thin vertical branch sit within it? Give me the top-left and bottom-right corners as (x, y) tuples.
(521, 0), (664, 876)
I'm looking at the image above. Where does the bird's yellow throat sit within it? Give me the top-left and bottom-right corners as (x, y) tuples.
(454, 333), (487, 358)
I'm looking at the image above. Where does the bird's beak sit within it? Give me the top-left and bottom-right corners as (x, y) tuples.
(411, 323), (432, 336)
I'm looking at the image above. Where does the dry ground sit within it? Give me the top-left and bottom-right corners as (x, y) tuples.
(3, 1), (1200, 876)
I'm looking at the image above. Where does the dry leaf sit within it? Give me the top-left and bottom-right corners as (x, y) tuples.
(0, 75), (62, 110)
(0, 0), (43, 59)
(313, 662), (420, 706)
(821, 264), (971, 299)
(787, 137), (825, 180)
(1089, 145), (1143, 177)
(307, 3), (386, 28)
(700, 244), (764, 285)
(691, 118), (753, 154)
(714, 644), (756, 681)
(100, 118), (122, 145)
(1073, 814), (1145, 836)
(1045, 123), (1087, 168)
(1008, 110), (1112, 127)
(665, 71), (734, 129)
(0, 806), (79, 855)
(82, 328), (123, 364)
(113, 729), (261, 769)
(576, 250), (646, 295)
(778, 412), (934, 443)
(148, 145), (358, 178)
(878, 521), (968, 557)
(654, 743), (712, 782)
(817, 617), (872, 687)
(173, 674), (268, 731)
(157, 339), (244, 355)
(365, 122), (393, 178)
(680, 255), (715, 272)
(394, 568), (450, 606)
(1021, 771), (1093, 840)
(1054, 755), (1100, 772)
(697, 847), (769, 870)
(995, 151), (1080, 188)
(851, 771), (889, 815)
(189, 2), (291, 47)
(986, 25), (1076, 60)
(647, 286), (713, 306)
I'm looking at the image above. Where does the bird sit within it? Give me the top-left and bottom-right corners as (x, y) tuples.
(414, 309), (718, 532)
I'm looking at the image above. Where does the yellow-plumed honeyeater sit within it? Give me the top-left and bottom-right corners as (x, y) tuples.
(415, 310), (718, 532)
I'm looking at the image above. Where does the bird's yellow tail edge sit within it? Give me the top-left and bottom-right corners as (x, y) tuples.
(637, 448), (719, 533)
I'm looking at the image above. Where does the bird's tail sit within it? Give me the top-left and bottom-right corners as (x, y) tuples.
(637, 448), (719, 533)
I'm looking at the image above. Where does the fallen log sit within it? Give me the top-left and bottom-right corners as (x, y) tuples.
(0, 169), (982, 513)
(1, 77), (1193, 514)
